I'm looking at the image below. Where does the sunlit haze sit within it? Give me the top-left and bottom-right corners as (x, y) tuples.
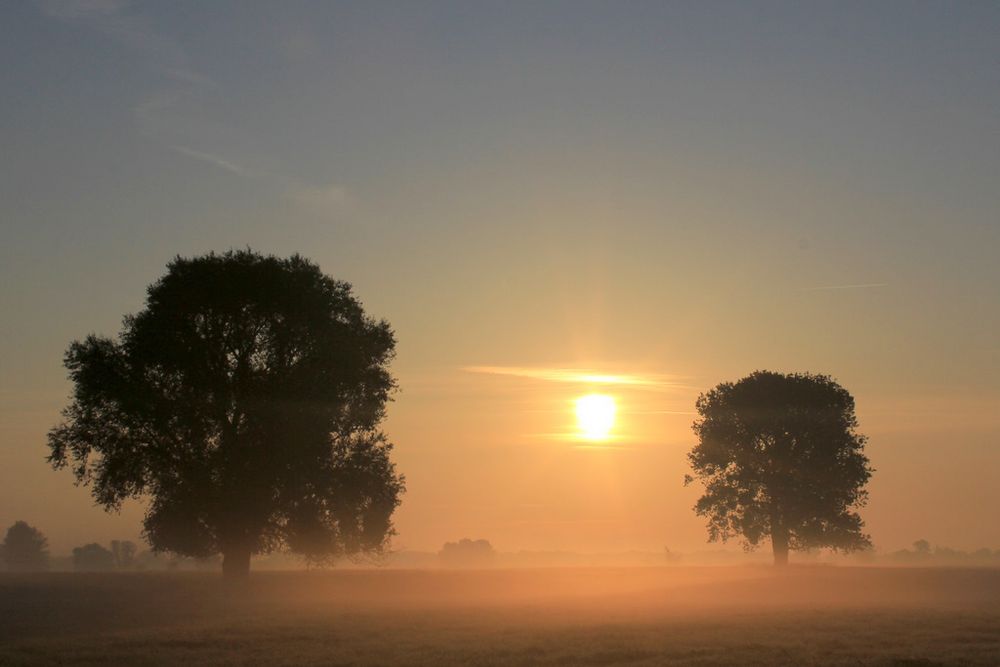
(1, 1), (999, 560)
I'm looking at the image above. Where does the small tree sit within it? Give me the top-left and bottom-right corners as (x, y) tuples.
(73, 543), (115, 571)
(686, 371), (873, 565)
(2, 521), (50, 571)
(48, 250), (404, 577)
(111, 540), (137, 570)
(438, 538), (496, 567)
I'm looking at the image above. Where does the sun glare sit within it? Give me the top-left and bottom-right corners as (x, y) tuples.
(575, 394), (616, 441)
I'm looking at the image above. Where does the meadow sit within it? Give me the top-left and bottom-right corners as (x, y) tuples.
(1, 566), (998, 666)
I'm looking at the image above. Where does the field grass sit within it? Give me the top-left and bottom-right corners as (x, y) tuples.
(1, 566), (998, 665)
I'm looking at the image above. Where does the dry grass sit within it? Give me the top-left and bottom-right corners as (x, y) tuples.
(1, 566), (998, 665)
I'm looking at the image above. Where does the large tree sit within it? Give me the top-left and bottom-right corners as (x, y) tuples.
(685, 371), (873, 565)
(48, 250), (404, 576)
(2, 521), (50, 571)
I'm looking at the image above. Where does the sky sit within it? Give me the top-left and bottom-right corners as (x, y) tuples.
(1, 0), (999, 556)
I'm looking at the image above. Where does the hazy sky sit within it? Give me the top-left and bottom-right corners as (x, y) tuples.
(2, 1), (999, 555)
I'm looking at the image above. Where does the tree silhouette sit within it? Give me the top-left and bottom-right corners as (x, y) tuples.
(1, 521), (49, 571)
(73, 543), (115, 572)
(48, 250), (404, 576)
(438, 538), (496, 567)
(685, 371), (873, 565)
(111, 540), (137, 569)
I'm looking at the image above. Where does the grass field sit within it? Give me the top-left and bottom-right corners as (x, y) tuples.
(1, 566), (998, 665)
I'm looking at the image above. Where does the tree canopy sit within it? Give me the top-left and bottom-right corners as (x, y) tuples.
(48, 250), (404, 576)
(72, 543), (115, 572)
(111, 540), (138, 570)
(438, 538), (497, 567)
(686, 371), (873, 565)
(1, 521), (49, 572)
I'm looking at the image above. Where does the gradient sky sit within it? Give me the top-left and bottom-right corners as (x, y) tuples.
(2, 1), (999, 556)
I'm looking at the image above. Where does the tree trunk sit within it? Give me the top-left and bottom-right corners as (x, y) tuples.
(771, 523), (790, 567)
(222, 547), (251, 577)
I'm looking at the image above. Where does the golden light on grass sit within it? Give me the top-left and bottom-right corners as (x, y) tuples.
(574, 393), (616, 441)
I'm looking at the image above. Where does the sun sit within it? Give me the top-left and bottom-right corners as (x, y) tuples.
(575, 393), (616, 441)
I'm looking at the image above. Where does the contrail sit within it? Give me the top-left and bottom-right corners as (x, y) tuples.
(170, 145), (246, 176)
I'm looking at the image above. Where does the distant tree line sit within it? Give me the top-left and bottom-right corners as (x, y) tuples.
(72, 540), (139, 571)
(887, 540), (1000, 565)
(1, 521), (225, 572)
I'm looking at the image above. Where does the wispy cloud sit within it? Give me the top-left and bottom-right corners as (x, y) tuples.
(39, 3), (344, 201)
(799, 283), (889, 292)
(38, 0), (236, 177)
(463, 366), (682, 391)
(169, 146), (245, 176)
(37, 1), (207, 86)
